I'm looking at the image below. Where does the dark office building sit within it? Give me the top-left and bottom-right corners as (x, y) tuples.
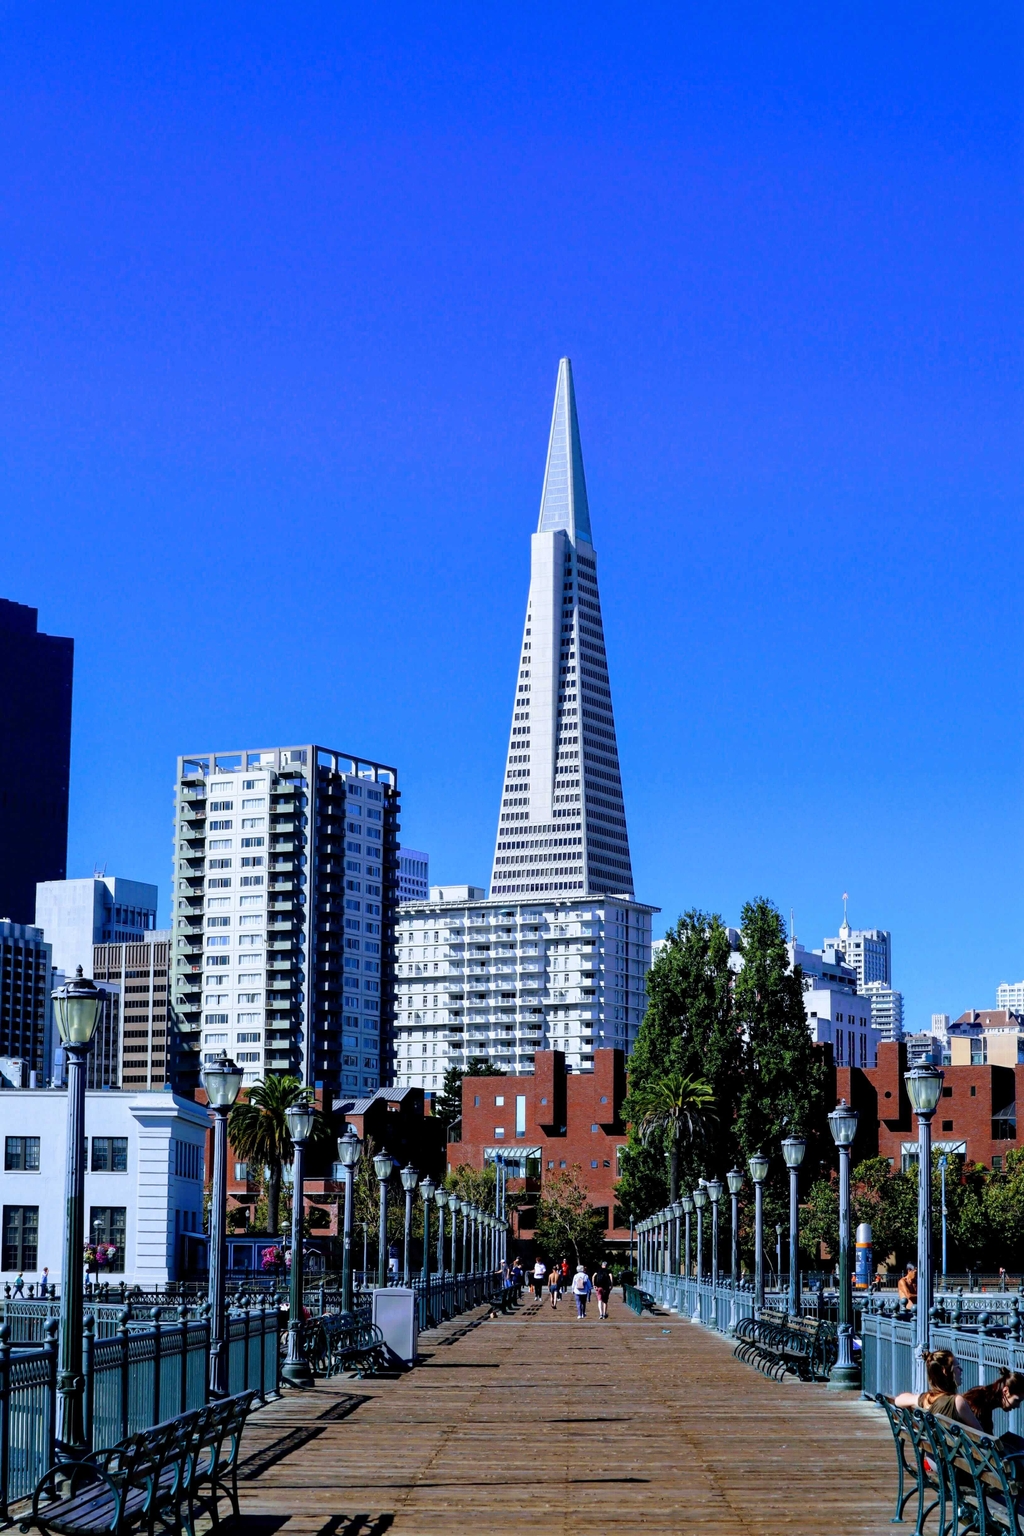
(0, 600), (74, 924)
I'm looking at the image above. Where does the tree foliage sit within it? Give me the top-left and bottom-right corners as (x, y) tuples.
(228, 1076), (333, 1236)
(623, 1071), (716, 1202)
(434, 1058), (503, 1132)
(534, 1167), (608, 1271)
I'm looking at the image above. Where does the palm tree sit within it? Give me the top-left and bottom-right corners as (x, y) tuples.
(228, 1075), (331, 1236)
(625, 1071), (717, 1202)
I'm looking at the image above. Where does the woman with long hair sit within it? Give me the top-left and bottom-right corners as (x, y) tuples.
(964, 1368), (1024, 1438)
(895, 1350), (983, 1428)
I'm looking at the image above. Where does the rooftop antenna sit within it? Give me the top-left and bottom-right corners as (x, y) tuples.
(790, 908), (796, 945)
(842, 891), (849, 928)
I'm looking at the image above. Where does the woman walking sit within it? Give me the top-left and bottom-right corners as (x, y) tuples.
(532, 1257), (547, 1300)
(592, 1262), (612, 1320)
(548, 1263), (561, 1309)
(571, 1265), (592, 1319)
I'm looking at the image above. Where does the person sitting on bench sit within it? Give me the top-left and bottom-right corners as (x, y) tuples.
(964, 1367), (1024, 1454)
(895, 1349), (983, 1429)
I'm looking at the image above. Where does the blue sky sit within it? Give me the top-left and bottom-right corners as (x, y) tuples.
(2, 4), (1021, 1031)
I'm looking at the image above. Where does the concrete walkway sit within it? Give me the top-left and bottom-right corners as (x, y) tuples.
(230, 1292), (898, 1535)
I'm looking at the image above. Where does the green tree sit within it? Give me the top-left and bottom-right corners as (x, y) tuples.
(733, 898), (831, 1217)
(228, 1077), (332, 1236)
(535, 1167), (607, 1271)
(623, 1071), (716, 1202)
(434, 1058), (502, 1133)
(616, 912), (739, 1217)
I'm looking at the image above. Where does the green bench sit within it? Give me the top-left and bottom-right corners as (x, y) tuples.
(307, 1315), (392, 1378)
(734, 1310), (837, 1382)
(22, 1391), (254, 1536)
(876, 1392), (1024, 1536)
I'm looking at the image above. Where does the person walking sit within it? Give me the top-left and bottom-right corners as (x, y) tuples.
(532, 1257), (547, 1300)
(548, 1263), (561, 1309)
(592, 1262), (612, 1320)
(571, 1265), (592, 1319)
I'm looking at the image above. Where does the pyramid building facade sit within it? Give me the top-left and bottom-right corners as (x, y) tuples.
(393, 361), (656, 1090)
(490, 358), (633, 899)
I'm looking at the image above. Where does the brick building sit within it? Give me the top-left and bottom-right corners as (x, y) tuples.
(837, 1041), (1019, 1171)
(453, 1048), (629, 1251)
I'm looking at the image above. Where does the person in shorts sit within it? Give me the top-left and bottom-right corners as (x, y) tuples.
(592, 1262), (612, 1319)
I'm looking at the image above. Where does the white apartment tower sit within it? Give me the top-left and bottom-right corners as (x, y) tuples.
(171, 746), (399, 1095)
(396, 361), (657, 1087)
(824, 906), (892, 991)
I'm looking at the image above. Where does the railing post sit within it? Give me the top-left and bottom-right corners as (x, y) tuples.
(178, 1305), (189, 1415)
(0, 1323), (10, 1520)
(82, 1314), (95, 1452)
(118, 1309), (130, 1441)
(151, 1308), (162, 1429)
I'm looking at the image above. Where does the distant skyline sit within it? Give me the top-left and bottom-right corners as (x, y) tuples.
(2, 6), (1020, 1034)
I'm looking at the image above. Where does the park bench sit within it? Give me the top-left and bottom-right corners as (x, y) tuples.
(733, 1310), (836, 1382)
(623, 1286), (657, 1316)
(306, 1315), (392, 1378)
(22, 1390), (254, 1536)
(876, 1392), (1024, 1536)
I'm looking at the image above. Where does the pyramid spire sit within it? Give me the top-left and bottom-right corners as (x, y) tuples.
(490, 360), (632, 899)
(537, 357), (592, 545)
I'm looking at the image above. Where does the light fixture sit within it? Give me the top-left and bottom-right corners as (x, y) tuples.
(680, 1194), (694, 1214)
(52, 966), (102, 1046)
(670, 1201), (683, 1219)
(692, 1186), (708, 1209)
(828, 1100), (859, 1147)
(781, 1136), (806, 1169)
(420, 1175), (436, 1201)
(285, 1098), (316, 1144)
(706, 1178), (723, 1205)
(336, 1127), (362, 1167)
(201, 1051), (243, 1109)
(400, 1164), (420, 1193)
(726, 1168), (743, 1195)
(748, 1151), (769, 1183)
(905, 1067), (944, 1117)
(373, 1148), (395, 1183)
(434, 1184), (448, 1208)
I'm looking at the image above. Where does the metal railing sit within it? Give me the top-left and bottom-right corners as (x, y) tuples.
(860, 1308), (1024, 1439)
(0, 1304), (280, 1520)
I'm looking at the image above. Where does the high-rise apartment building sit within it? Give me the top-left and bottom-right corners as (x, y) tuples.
(398, 849), (430, 903)
(36, 877), (158, 978)
(0, 600), (74, 924)
(0, 921), (55, 1081)
(489, 359), (632, 900)
(787, 939), (876, 1068)
(862, 980), (905, 1043)
(997, 982), (1024, 1012)
(824, 908), (892, 990)
(171, 746), (399, 1094)
(396, 360), (657, 1087)
(93, 932), (171, 1089)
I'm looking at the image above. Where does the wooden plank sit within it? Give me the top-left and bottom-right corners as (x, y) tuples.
(231, 1294), (899, 1534)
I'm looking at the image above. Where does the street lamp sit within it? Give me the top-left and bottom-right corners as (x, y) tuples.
(434, 1184), (447, 1288)
(706, 1180), (723, 1328)
(905, 1065), (944, 1393)
(52, 966), (102, 1454)
(282, 1095), (317, 1388)
(827, 1099), (859, 1390)
(447, 1191), (459, 1274)
(670, 1201), (683, 1279)
(374, 1149), (395, 1288)
(726, 1169), (743, 1335)
(336, 1127), (362, 1315)
(781, 1136), (806, 1318)
(400, 1165), (419, 1287)
(748, 1151), (769, 1311)
(460, 1198), (472, 1274)
(202, 1050), (244, 1396)
(420, 1175), (436, 1287)
(692, 1184), (708, 1320)
(681, 1194), (694, 1279)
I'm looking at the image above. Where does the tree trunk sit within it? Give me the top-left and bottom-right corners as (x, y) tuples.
(268, 1166), (281, 1237)
(668, 1137), (679, 1203)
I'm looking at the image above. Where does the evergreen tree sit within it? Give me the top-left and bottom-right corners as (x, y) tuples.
(434, 1057), (502, 1132)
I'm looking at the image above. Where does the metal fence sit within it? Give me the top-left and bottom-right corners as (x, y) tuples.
(860, 1309), (1024, 1438)
(0, 1304), (279, 1520)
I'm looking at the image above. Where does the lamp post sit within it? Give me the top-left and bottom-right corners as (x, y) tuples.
(52, 967), (103, 1455)
(282, 1096), (317, 1388)
(692, 1185), (708, 1321)
(374, 1149), (395, 1288)
(726, 1169), (743, 1335)
(336, 1127), (362, 1316)
(681, 1194), (693, 1280)
(905, 1065), (944, 1394)
(706, 1180), (723, 1328)
(938, 1155), (948, 1282)
(202, 1051), (244, 1397)
(827, 1098), (860, 1390)
(400, 1165), (419, 1287)
(461, 1198), (471, 1274)
(448, 1191), (459, 1274)
(776, 1225), (783, 1290)
(434, 1185), (447, 1290)
(670, 1201), (683, 1279)
(781, 1136), (806, 1318)
(748, 1151), (769, 1311)
(420, 1175), (435, 1287)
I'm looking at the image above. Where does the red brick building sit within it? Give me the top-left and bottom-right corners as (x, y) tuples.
(837, 1041), (1019, 1170)
(452, 1048), (629, 1250)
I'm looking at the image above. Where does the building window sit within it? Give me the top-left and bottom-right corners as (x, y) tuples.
(941, 1120), (954, 1133)
(234, 1163), (248, 1181)
(494, 1127), (505, 1138)
(993, 1155), (1003, 1172)
(4, 1137), (40, 1172)
(91, 1138), (128, 1173)
(89, 1208), (126, 1271)
(2, 1206), (38, 1270)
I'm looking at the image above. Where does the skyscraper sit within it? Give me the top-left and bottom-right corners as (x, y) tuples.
(398, 848), (430, 902)
(0, 600), (73, 924)
(490, 358), (633, 899)
(396, 361), (656, 1087)
(171, 746), (399, 1094)
(824, 906), (892, 990)
(35, 876), (158, 977)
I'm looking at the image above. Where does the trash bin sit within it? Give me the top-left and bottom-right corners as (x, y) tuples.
(372, 1286), (418, 1365)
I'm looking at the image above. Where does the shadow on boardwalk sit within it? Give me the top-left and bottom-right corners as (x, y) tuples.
(230, 1296), (898, 1535)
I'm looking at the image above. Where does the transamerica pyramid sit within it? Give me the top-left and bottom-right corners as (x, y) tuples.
(490, 358), (634, 899)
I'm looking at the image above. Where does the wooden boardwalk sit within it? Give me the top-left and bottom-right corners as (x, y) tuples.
(231, 1293), (899, 1535)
